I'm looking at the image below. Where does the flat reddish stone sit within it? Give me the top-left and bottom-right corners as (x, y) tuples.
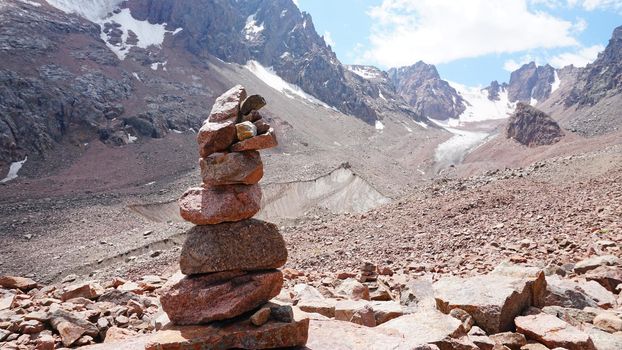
(230, 128), (278, 152)
(200, 151), (263, 186)
(179, 220), (287, 275)
(197, 121), (237, 158)
(0, 276), (38, 291)
(145, 315), (308, 350)
(515, 314), (596, 350)
(178, 185), (261, 225)
(160, 270), (283, 325)
(207, 85), (247, 122)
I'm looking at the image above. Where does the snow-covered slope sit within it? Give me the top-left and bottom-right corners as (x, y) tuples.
(47, 0), (181, 59)
(450, 82), (516, 124)
(245, 60), (334, 109)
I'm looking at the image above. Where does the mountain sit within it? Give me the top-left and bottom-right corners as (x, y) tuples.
(506, 62), (557, 104)
(0, 0), (429, 166)
(537, 25), (622, 136)
(388, 62), (466, 120)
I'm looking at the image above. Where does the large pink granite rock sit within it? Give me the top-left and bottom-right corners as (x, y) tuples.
(178, 185), (261, 225)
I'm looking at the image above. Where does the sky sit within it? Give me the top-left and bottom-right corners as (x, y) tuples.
(295, 0), (622, 86)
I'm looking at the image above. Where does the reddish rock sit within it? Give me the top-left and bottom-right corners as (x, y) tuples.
(241, 110), (262, 123)
(585, 266), (622, 292)
(250, 307), (271, 327)
(61, 282), (102, 301)
(240, 94), (266, 116)
(297, 298), (337, 318)
(178, 185), (261, 225)
(515, 314), (596, 350)
(574, 255), (620, 274)
(145, 315), (308, 350)
(0, 276), (37, 291)
(379, 309), (468, 349)
(207, 85), (247, 122)
(197, 121), (237, 158)
(199, 151), (263, 186)
(230, 128), (278, 152)
(0, 294), (14, 310)
(434, 272), (545, 334)
(335, 300), (376, 327)
(335, 278), (370, 301)
(104, 327), (138, 343)
(253, 118), (271, 135)
(160, 270), (283, 325)
(179, 219), (287, 275)
(489, 332), (527, 350)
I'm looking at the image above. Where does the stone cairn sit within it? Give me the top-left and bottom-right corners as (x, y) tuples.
(148, 85), (309, 349)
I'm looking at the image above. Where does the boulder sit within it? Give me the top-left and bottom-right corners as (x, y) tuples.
(593, 312), (622, 333)
(379, 309), (467, 350)
(307, 318), (434, 350)
(433, 273), (545, 334)
(0, 294), (14, 310)
(335, 278), (370, 301)
(514, 313), (596, 350)
(197, 121), (237, 158)
(207, 85), (246, 122)
(585, 266), (622, 292)
(230, 128), (278, 152)
(297, 298), (337, 318)
(240, 94), (266, 116)
(292, 284), (324, 302)
(144, 315), (308, 350)
(541, 305), (598, 326)
(586, 326), (622, 350)
(578, 280), (617, 308)
(0, 276), (37, 291)
(542, 275), (599, 309)
(200, 151), (263, 186)
(61, 282), (103, 301)
(334, 300), (376, 327)
(505, 103), (564, 147)
(178, 185), (261, 225)
(49, 309), (99, 347)
(235, 121), (257, 141)
(371, 301), (404, 325)
(179, 219), (287, 275)
(489, 332), (527, 350)
(574, 255), (620, 274)
(160, 270), (283, 325)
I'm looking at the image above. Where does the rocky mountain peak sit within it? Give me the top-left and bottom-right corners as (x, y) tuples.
(507, 62), (556, 103)
(506, 102), (564, 147)
(388, 61), (465, 120)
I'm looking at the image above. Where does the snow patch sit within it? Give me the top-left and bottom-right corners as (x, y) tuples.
(280, 52), (291, 59)
(47, 1), (181, 60)
(127, 132), (137, 143)
(347, 66), (381, 80)
(132, 72), (141, 81)
(450, 82), (516, 124)
(378, 90), (387, 101)
(530, 97), (538, 106)
(244, 14), (264, 41)
(414, 120), (428, 129)
(551, 71), (561, 93)
(171, 129), (183, 134)
(1, 156), (27, 183)
(245, 60), (333, 109)
(17, 0), (41, 6)
(375, 120), (385, 131)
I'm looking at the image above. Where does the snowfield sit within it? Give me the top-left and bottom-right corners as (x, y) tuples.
(450, 81), (516, 124)
(47, 0), (181, 60)
(1, 156), (27, 183)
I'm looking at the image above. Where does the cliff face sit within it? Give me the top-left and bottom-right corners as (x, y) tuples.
(506, 103), (564, 147)
(507, 62), (556, 103)
(388, 62), (466, 120)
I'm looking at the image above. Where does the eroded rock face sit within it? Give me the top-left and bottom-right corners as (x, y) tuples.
(515, 313), (596, 350)
(433, 272), (545, 334)
(388, 61), (465, 120)
(178, 185), (262, 225)
(179, 220), (287, 275)
(160, 270), (283, 325)
(507, 62), (556, 103)
(506, 103), (564, 147)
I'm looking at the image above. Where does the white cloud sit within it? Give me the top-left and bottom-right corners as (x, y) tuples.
(576, 0), (622, 11)
(548, 44), (605, 67)
(363, 0), (580, 67)
(323, 31), (336, 47)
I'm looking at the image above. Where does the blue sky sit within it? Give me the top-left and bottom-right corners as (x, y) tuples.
(296, 0), (622, 86)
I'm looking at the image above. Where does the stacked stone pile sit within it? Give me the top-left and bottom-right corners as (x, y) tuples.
(149, 85), (309, 349)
